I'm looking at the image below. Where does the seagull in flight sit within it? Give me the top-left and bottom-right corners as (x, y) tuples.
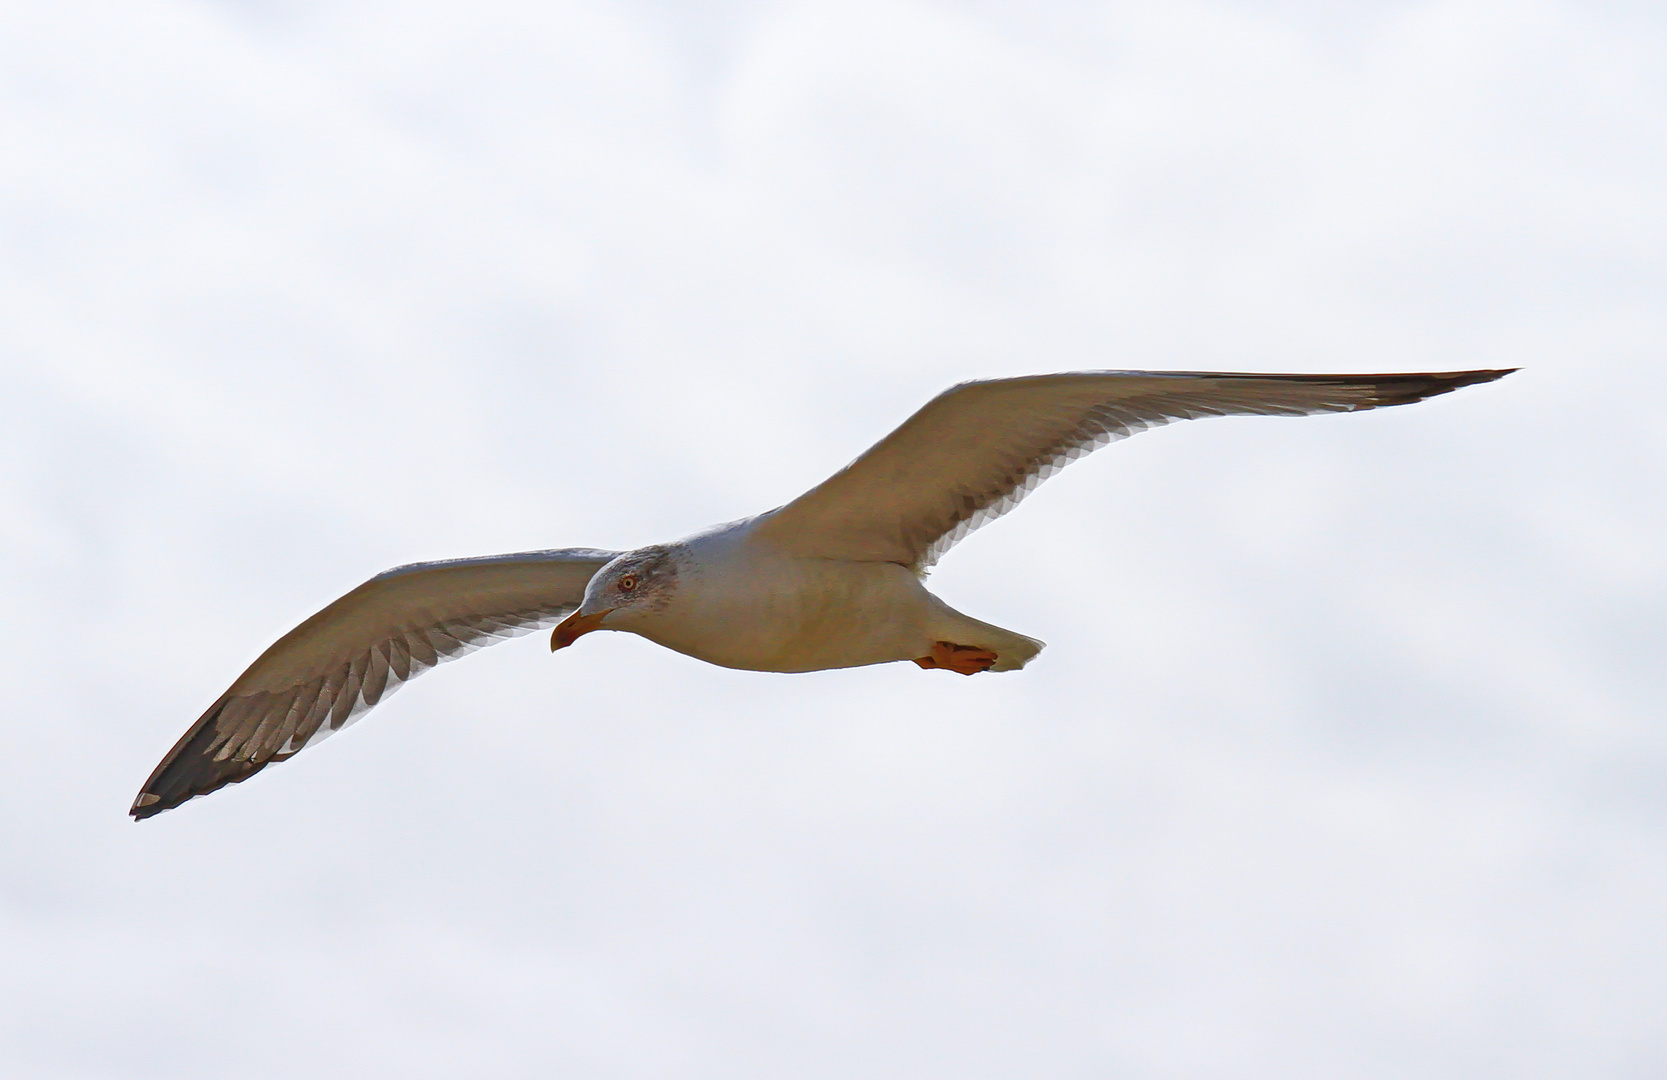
(132, 368), (1512, 818)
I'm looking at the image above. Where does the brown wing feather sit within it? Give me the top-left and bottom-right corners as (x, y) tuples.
(752, 370), (1514, 569)
(131, 548), (616, 819)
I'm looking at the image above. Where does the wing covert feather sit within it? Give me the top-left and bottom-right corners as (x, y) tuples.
(132, 548), (617, 819)
(751, 370), (1513, 569)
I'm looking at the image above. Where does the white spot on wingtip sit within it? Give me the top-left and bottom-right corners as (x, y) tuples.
(134, 793), (160, 808)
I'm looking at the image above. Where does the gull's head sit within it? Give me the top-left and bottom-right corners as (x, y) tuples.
(550, 545), (680, 651)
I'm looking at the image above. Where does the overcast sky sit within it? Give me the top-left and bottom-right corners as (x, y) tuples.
(2, 1), (1664, 1077)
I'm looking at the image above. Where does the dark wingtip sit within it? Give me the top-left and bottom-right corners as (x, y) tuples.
(129, 699), (273, 820)
(1203, 367), (1516, 408)
(130, 792), (165, 820)
(1361, 367), (1517, 406)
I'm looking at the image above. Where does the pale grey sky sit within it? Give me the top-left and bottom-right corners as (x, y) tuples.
(2, 2), (1664, 1077)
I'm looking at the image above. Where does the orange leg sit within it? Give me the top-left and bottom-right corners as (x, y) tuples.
(913, 641), (999, 675)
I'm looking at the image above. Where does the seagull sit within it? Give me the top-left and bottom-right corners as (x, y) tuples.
(132, 368), (1512, 818)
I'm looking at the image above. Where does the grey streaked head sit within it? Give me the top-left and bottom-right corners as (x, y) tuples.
(550, 544), (685, 650)
(581, 545), (681, 617)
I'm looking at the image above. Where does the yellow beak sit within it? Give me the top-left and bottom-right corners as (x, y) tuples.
(550, 608), (612, 651)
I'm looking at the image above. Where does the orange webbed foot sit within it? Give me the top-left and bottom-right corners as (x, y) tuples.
(912, 641), (998, 675)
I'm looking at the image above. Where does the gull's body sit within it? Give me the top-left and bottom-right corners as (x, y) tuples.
(615, 518), (1040, 674)
(133, 368), (1511, 818)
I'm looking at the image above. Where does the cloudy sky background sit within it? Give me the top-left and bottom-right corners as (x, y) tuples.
(2, 1), (1664, 1076)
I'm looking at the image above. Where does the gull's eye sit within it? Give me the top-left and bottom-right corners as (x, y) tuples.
(618, 573), (638, 593)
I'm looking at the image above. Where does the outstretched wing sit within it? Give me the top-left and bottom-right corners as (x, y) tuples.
(751, 370), (1513, 570)
(132, 548), (617, 819)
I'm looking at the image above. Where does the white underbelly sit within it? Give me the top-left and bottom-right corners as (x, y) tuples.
(638, 559), (934, 673)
